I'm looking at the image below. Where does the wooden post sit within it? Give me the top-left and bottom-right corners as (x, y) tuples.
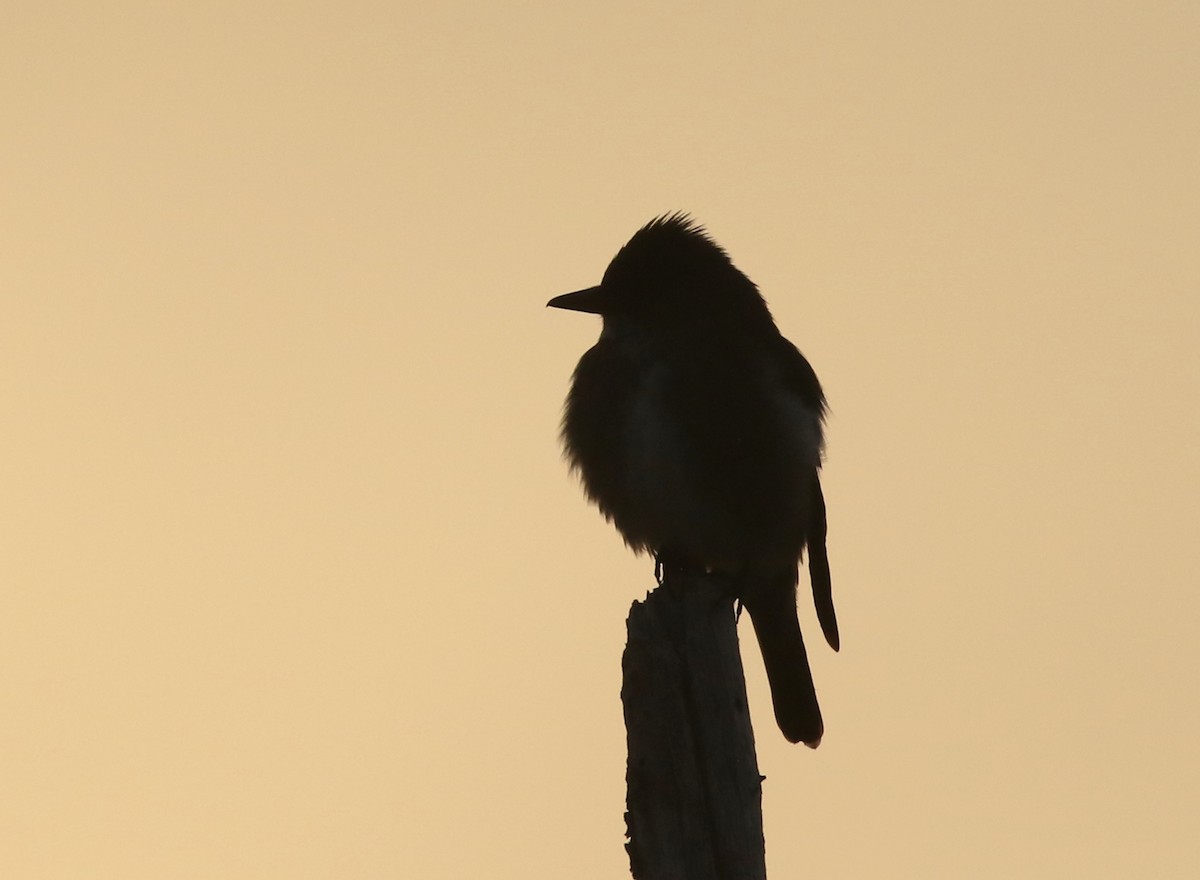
(622, 573), (767, 880)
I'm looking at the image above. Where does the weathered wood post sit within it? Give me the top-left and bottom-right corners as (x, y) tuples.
(622, 572), (767, 880)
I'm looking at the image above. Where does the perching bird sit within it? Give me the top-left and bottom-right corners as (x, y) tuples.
(548, 214), (838, 746)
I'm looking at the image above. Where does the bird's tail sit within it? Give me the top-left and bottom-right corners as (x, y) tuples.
(742, 575), (824, 747)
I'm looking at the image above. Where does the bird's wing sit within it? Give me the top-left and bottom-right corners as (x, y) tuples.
(807, 475), (838, 650)
(775, 335), (839, 650)
(773, 334), (826, 418)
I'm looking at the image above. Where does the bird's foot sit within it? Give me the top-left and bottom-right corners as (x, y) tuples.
(652, 548), (706, 585)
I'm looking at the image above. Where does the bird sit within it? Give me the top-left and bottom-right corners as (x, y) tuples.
(547, 213), (838, 747)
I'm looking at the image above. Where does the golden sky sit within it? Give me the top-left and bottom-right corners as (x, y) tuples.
(4, 2), (1198, 877)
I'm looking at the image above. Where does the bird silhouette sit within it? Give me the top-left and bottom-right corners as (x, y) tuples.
(549, 214), (838, 746)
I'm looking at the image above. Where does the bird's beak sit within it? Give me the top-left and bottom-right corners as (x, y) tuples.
(547, 286), (610, 314)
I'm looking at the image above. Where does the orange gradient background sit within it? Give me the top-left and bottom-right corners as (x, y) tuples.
(4, 3), (1198, 877)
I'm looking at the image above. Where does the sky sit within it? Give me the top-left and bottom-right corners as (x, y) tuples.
(3, 2), (1198, 877)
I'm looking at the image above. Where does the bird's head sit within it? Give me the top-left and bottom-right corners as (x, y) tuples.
(547, 214), (775, 335)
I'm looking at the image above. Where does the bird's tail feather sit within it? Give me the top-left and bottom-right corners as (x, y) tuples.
(743, 577), (824, 747)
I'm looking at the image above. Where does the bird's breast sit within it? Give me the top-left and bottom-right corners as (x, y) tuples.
(607, 355), (820, 573)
